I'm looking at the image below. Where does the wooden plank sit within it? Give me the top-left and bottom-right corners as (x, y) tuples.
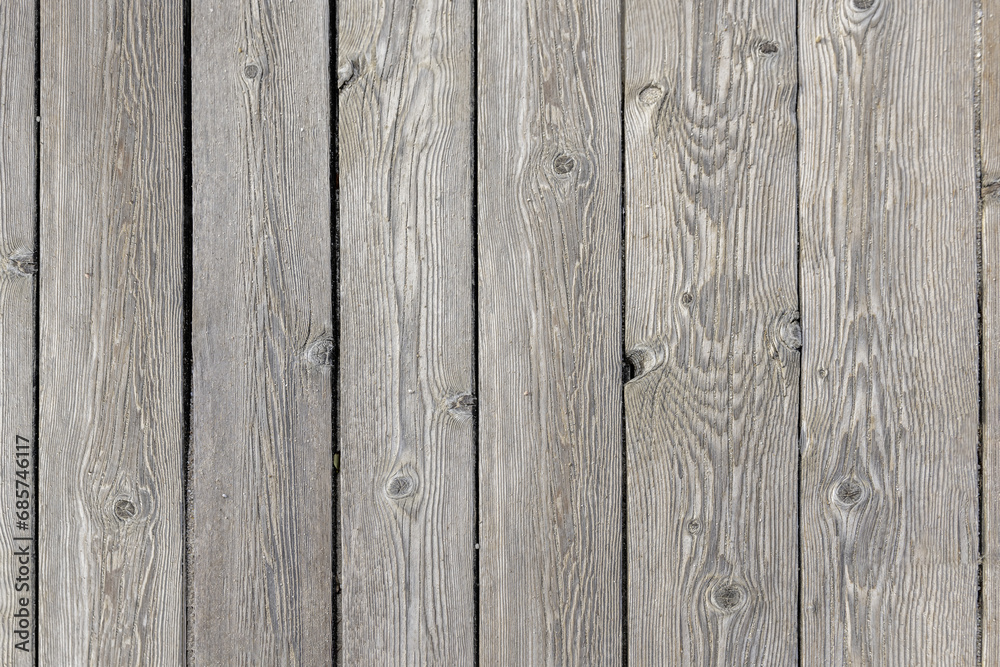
(982, 0), (1000, 658)
(337, 0), (475, 663)
(623, 1), (800, 664)
(799, 0), (979, 663)
(0, 1), (36, 664)
(477, 0), (622, 662)
(38, 1), (184, 662)
(189, 0), (334, 662)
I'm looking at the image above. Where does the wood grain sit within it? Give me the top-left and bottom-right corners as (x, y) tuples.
(624, 1), (800, 664)
(188, 0), (333, 663)
(38, 0), (185, 662)
(477, 0), (622, 663)
(337, 0), (475, 663)
(799, 0), (979, 663)
(982, 0), (1000, 659)
(0, 0), (36, 664)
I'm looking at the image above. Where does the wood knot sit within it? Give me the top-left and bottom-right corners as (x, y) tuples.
(338, 59), (358, 90)
(552, 153), (576, 175)
(710, 583), (746, 613)
(244, 63), (260, 79)
(114, 499), (137, 520)
(624, 343), (666, 383)
(757, 40), (779, 55)
(852, 0), (875, 8)
(687, 519), (703, 534)
(833, 479), (865, 508)
(983, 179), (1000, 202)
(5, 252), (36, 277)
(681, 291), (694, 306)
(386, 475), (416, 500)
(817, 367), (828, 379)
(778, 312), (802, 350)
(638, 84), (663, 105)
(305, 337), (335, 366)
(445, 393), (477, 420)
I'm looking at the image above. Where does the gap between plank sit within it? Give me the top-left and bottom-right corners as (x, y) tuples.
(794, 0), (803, 660)
(181, 0), (194, 662)
(471, 0), (481, 661)
(618, 0), (628, 662)
(32, 0), (41, 662)
(975, 0), (986, 661)
(330, 0), (342, 660)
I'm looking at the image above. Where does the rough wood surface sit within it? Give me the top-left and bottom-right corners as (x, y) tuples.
(189, 1), (334, 663)
(38, 0), (185, 662)
(477, 0), (622, 663)
(798, 0), (979, 663)
(982, 0), (1000, 659)
(0, 1), (36, 664)
(624, 1), (800, 664)
(337, 0), (475, 663)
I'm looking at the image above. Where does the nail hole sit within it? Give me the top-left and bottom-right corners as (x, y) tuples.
(114, 499), (137, 520)
(553, 153), (576, 175)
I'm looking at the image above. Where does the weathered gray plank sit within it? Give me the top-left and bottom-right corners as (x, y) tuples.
(982, 0), (1000, 658)
(624, 1), (800, 664)
(0, 0), (36, 664)
(189, 0), (334, 663)
(38, 1), (184, 662)
(338, 0), (475, 663)
(799, 0), (979, 663)
(477, 0), (622, 662)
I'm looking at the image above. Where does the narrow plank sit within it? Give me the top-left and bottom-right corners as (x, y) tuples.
(477, 0), (622, 662)
(38, 0), (184, 662)
(799, 0), (979, 663)
(189, 0), (334, 662)
(338, 0), (475, 663)
(982, 0), (1000, 658)
(0, 1), (36, 664)
(624, 1), (800, 663)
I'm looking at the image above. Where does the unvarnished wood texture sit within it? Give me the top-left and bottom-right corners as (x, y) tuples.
(0, 1), (35, 664)
(189, 0), (334, 663)
(799, 0), (979, 663)
(624, 1), (800, 664)
(39, 0), (184, 663)
(982, 0), (1000, 658)
(478, 0), (622, 663)
(338, 0), (475, 663)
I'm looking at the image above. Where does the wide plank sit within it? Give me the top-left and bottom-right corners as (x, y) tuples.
(337, 0), (475, 663)
(798, 0), (979, 662)
(624, 1), (800, 664)
(982, 0), (1000, 659)
(189, 0), (334, 662)
(0, 1), (36, 664)
(477, 0), (623, 662)
(38, 0), (185, 662)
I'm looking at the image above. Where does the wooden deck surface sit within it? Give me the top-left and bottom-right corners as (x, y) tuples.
(0, 0), (996, 664)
